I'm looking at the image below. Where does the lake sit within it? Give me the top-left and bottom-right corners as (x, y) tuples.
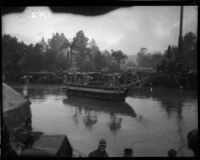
(12, 84), (198, 157)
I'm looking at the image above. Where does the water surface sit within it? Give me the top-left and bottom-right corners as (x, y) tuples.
(12, 84), (198, 157)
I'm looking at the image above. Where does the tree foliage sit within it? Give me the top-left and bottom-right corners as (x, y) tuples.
(4, 30), (196, 78)
(126, 61), (136, 68)
(157, 32), (197, 73)
(2, 31), (127, 75)
(136, 32), (197, 72)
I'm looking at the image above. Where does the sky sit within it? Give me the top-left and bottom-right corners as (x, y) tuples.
(2, 6), (198, 55)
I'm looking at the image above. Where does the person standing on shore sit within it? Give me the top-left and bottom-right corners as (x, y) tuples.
(168, 149), (177, 157)
(88, 139), (108, 157)
(123, 148), (133, 157)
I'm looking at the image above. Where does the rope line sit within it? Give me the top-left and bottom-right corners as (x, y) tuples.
(117, 129), (182, 156)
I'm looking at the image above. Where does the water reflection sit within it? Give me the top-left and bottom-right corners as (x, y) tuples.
(108, 114), (122, 134)
(63, 97), (137, 132)
(82, 111), (98, 130)
(130, 88), (197, 118)
(10, 84), (197, 156)
(72, 107), (80, 126)
(14, 85), (64, 100)
(130, 88), (197, 156)
(63, 97), (137, 118)
(14, 85), (46, 100)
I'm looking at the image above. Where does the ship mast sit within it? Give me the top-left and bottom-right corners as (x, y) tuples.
(177, 6), (184, 65)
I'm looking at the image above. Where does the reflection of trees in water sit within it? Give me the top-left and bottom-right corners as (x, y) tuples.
(108, 113), (122, 134)
(130, 88), (197, 118)
(16, 86), (46, 100)
(130, 88), (197, 156)
(62, 97), (136, 118)
(177, 117), (185, 157)
(62, 97), (136, 133)
(175, 103), (186, 156)
(71, 106), (86, 127)
(82, 110), (97, 130)
(72, 107), (80, 126)
(17, 85), (64, 100)
(160, 98), (183, 119)
(142, 89), (186, 155)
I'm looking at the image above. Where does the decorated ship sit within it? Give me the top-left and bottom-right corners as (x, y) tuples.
(63, 54), (131, 101)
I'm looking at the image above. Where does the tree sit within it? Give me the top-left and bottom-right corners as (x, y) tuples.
(81, 54), (95, 72)
(126, 61), (136, 68)
(109, 63), (120, 73)
(48, 33), (68, 52)
(109, 56), (120, 73)
(45, 48), (57, 71)
(88, 39), (105, 71)
(2, 35), (27, 73)
(158, 32), (197, 72)
(93, 52), (106, 71)
(165, 45), (172, 61)
(182, 32), (197, 70)
(136, 47), (163, 68)
(88, 38), (99, 54)
(136, 48), (148, 67)
(111, 50), (126, 67)
(71, 30), (89, 68)
(47, 33), (70, 70)
(150, 52), (162, 68)
(33, 43), (45, 71)
(40, 37), (48, 53)
(101, 50), (112, 71)
(23, 43), (44, 72)
(72, 30), (89, 52)
(136, 49), (150, 68)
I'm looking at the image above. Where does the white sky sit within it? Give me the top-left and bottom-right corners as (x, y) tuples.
(2, 6), (197, 55)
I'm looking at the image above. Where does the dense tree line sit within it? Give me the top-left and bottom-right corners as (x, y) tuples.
(135, 32), (197, 89)
(157, 32), (197, 73)
(3, 31), (197, 88)
(2, 31), (127, 76)
(136, 32), (197, 72)
(137, 49), (162, 68)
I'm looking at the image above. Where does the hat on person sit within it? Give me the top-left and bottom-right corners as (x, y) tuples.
(99, 139), (107, 146)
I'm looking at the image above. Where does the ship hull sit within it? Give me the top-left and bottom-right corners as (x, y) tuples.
(64, 84), (127, 101)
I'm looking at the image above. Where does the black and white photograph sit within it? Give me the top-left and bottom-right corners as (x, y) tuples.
(1, 4), (198, 157)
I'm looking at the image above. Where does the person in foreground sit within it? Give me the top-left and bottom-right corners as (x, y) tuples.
(187, 129), (198, 157)
(123, 148), (133, 157)
(88, 139), (108, 157)
(168, 149), (177, 157)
